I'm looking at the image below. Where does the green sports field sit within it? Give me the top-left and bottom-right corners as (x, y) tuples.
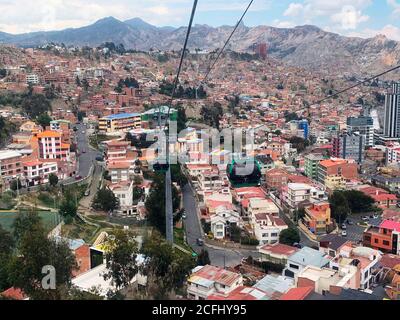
(0, 210), (61, 232)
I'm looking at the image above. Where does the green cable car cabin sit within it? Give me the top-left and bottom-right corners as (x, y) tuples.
(227, 159), (262, 188)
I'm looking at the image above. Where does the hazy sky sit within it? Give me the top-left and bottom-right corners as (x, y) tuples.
(0, 0), (400, 40)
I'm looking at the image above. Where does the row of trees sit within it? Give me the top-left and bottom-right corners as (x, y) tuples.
(0, 211), (203, 300)
(159, 81), (207, 99)
(0, 212), (77, 299)
(0, 89), (53, 128)
(329, 190), (376, 223)
(114, 77), (140, 93)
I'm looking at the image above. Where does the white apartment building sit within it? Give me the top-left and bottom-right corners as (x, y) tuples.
(330, 246), (382, 290)
(109, 181), (134, 216)
(282, 183), (327, 209)
(26, 74), (39, 84)
(187, 265), (243, 300)
(248, 198), (279, 218)
(253, 214), (288, 245)
(210, 207), (240, 240)
(386, 144), (400, 164)
(37, 131), (70, 161)
(198, 170), (224, 192)
(23, 161), (58, 186)
(108, 162), (131, 183)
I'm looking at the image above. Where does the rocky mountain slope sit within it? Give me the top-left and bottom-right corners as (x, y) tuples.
(1, 17), (400, 76)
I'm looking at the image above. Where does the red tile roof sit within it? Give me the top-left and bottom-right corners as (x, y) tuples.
(194, 265), (241, 287)
(280, 287), (314, 300)
(259, 243), (299, 256)
(380, 220), (400, 232)
(1, 287), (27, 300)
(208, 286), (267, 301)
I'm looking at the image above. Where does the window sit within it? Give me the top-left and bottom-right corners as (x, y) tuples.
(271, 233), (278, 237)
(383, 240), (390, 246)
(374, 239), (379, 244)
(289, 264), (299, 270)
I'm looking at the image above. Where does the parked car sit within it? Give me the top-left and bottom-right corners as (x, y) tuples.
(373, 214), (380, 219)
(341, 224), (347, 230)
(341, 230), (347, 237)
(182, 213), (187, 220)
(197, 238), (204, 246)
(75, 175), (82, 181)
(362, 216), (370, 221)
(96, 156), (104, 162)
(84, 190), (90, 197)
(346, 220), (354, 225)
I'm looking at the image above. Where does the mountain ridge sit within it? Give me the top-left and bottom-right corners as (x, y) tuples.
(0, 17), (399, 76)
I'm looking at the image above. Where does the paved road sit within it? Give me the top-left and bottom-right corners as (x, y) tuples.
(79, 164), (103, 209)
(75, 123), (102, 178)
(182, 184), (258, 268)
(338, 214), (382, 244)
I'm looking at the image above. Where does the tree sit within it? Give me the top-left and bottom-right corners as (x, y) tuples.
(59, 199), (77, 222)
(284, 111), (300, 122)
(0, 225), (14, 291)
(132, 186), (144, 202)
(171, 164), (188, 187)
(329, 192), (351, 224)
(103, 230), (139, 290)
(329, 190), (375, 223)
(92, 188), (119, 212)
(141, 232), (195, 298)
(36, 113), (52, 129)
(344, 190), (375, 213)
(12, 210), (41, 244)
(8, 218), (77, 300)
(197, 249), (211, 266)
(201, 102), (223, 129)
(20, 94), (52, 119)
(145, 175), (181, 236)
(48, 173), (59, 187)
(10, 179), (22, 192)
(177, 105), (187, 133)
(289, 136), (309, 153)
(279, 228), (300, 246)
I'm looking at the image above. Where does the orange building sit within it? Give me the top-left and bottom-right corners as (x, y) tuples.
(363, 220), (400, 255)
(304, 202), (332, 235)
(37, 131), (70, 161)
(317, 158), (358, 184)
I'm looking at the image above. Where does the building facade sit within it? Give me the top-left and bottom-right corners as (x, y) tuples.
(384, 82), (400, 139)
(347, 116), (374, 147)
(332, 133), (366, 164)
(99, 113), (142, 133)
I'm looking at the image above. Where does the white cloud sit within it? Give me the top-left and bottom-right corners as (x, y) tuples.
(347, 24), (400, 41)
(387, 0), (400, 16)
(330, 5), (369, 30)
(272, 19), (297, 28)
(281, 0), (372, 33)
(284, 3), (304, 17)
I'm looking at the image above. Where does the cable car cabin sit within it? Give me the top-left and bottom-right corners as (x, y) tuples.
(152, 162), (169, 173)
(227, 159), (262, 188)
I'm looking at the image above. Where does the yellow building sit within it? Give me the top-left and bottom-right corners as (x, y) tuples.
(99, 113), (142, 133)
(325, 175), (346, 191)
